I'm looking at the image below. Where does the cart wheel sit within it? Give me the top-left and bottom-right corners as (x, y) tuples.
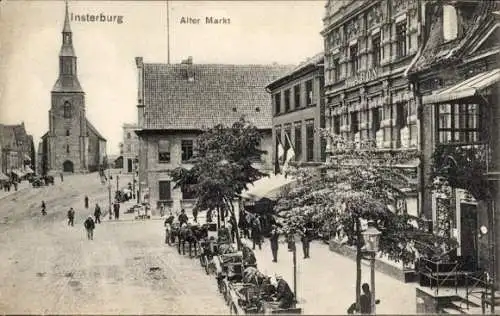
(230, 303), (238, 315)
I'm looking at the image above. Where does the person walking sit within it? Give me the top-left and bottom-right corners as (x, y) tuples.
(94, 203), (101, 224)
(67, 207), (75, 226)
(347, 283), (377, 314)
(113, 201), (120, 220)
(84, 196), (89, 209)
(192, 207), (198, 223)
(60, 172), (64, 182)
(300, 224), (311, 259)
(41, 201), (47, 216)
(270, 224), (280, 262)
(251, 216), (262, 250)
(84, 215), (95, 240)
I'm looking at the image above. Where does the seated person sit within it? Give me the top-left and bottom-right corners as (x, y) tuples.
(242, 245), (257, 266)
(273, 276), (295, 309)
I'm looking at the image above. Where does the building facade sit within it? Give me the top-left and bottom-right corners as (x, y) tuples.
(407, 0), (500, 287)
(135, 56), (293, 212)
(322, 0), (422, 217)
(0, 123), (35, 176)
(267, 53), (326, 167)
(39, 2), (106, 175)
(122, 123), (139, 174)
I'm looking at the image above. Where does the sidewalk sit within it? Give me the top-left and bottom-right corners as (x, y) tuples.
(240, 237), (417, 315)
(0, 180), (31, 200)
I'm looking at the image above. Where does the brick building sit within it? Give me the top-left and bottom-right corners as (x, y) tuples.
(135, 56), (293, 212)
(39, 2), (106, 175)
(122, 123), (139, 174)
(322, 0), (422, 217)
(407, 0), (500, 294)
(267, 53), (326, 167)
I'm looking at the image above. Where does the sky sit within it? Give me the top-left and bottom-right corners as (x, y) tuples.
(0, 0), (325, 155)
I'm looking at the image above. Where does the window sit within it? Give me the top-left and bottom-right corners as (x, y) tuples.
(333, 115), (341, 135)
(437, 103), (483, 144)
(294, 124), (302, 161)
(274, 92), (281, 114)
(306, 80), (313, 105)
(397, 103), (408, 128)
(333, 58), (340, 82)
(158, 181), (171, 201)
(127, 132), (131, 139)
(294, 85), (301, 108)
(372, 107), (382, 133)
(181, 184), (196, 200)
(350, 44), (359, 75)
(396, 22), (407, 58)
(306, 122), (315, 161)
(62, 59), (72, 75)
(66, 130), (70, 136)
(127, 144), (131, 152)
(351, 112), (360, 134)
(372, 34), (381, 67)
(284, 89), (291, 112)
(158, 140), (171, 163)
(443, 5), (458, 42)
(181, 139), (194, 162)
(63, 101), (71, 118)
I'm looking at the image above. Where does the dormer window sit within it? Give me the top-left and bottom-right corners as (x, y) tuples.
(443, 5), (458, 42)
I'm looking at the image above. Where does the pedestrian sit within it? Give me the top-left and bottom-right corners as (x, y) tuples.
(347, 283), (375, 314)
(84, 215), (95, 240)
(67, 207), (75, 226)
(159, 204), (165, 217)
(192, 207), (198, 223)
(178, 209), (188, 225)
(60, 172), (63, 182)
(270, 224), (280, 262)
(206, 209), (213, 223)
(113, 201), (120, 220)
(274, 275), (295, 309)
(251, 215), (262, 250)
(238, 210), (249, 239)
(300, 223), (312, 259)
(94, 203), (101, 224)
(41, 200), (47, 216)
(84, 196), (89, 209)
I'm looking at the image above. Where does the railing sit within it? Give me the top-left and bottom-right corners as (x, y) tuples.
(464, 272), (495, 314)
(419, 257), (461, 295)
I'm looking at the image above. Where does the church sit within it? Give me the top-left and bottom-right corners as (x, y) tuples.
(39, 2), (106, 175)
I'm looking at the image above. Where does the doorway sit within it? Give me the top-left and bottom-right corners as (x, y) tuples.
(63, 160), (74, 173)
(460, 203), (478, 271)
(127, 158), (133, 173)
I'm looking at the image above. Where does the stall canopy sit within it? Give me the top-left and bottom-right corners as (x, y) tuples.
(240, 174), (296, 202)
(0, 173), (9, 181)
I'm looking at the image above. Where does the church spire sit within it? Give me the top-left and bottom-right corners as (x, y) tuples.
(62, 0), (71, 33)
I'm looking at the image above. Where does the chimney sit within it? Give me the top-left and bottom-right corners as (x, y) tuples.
(135, 57), (143, 68)
(181, 56), (195, 82)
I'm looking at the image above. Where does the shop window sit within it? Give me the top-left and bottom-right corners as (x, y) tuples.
(350, 44), (359, 75)
(437, 103), (483, 144)
(274, 92), (281, 114)
(284, 89), (291, 112)
(159, 181), (171, 201)
(372, 34), (381, 67)
(396, 22), (407, 58)
(181, 139), (194, 162)
(306, 122), (315, 162)
(294, 124), (302, 161)
(306, 80), (313, 105)
(158, 140), (171, 163)
(294, 85), (301, 108)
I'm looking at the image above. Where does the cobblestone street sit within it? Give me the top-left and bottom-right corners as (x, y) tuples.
(0, 172), (227, 314)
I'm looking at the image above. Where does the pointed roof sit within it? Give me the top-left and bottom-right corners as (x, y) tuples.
(86, 119), (106, 141)
(63, 0), (71, 33)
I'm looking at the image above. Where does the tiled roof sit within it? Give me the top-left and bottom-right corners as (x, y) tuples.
(267, 52), (324, 89)
(408, 1), (498, 74)
(142, 63), (294, 130)
(86, 119), (106, 141)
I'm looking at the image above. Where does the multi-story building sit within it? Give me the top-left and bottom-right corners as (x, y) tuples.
(267, 53), (326, 167)
(122, 123), (139, 174)
(407, 0), (500, 295)
(0, 123), (35, 176)
(322, 0), (422, 216)
(135, 56), (293, 212)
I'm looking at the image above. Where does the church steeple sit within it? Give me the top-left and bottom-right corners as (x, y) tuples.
(52, 0), (82, 93)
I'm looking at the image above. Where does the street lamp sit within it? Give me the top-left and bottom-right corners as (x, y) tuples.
(362, 222), (381, 314)
(287, 231), (298, 302)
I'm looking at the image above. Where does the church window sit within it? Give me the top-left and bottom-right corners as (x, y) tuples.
(62, 59), (72, 75)
(63, 101), (72, 118)
(66, 144), (70, 153)
(66, 130), (70, 136)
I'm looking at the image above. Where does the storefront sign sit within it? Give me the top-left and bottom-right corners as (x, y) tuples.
(345, 68), (379, 88)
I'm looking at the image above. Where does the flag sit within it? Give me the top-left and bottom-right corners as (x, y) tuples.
(275, 138), (285, 175)
(283, 133), (296, 173)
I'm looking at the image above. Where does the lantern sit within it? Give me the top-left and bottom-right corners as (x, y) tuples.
(362, 223), (381, 253)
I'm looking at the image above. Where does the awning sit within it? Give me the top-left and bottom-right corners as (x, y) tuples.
(0, 173), (9, 181)
(422, 68), (500, 104)
(240, 174), (296, 201)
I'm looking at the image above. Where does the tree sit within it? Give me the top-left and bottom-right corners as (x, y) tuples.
(276, 131), (457, 311)
(170, 117), (267, 250)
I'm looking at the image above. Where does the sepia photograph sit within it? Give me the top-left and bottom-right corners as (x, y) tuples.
(0, 0), (499, 314)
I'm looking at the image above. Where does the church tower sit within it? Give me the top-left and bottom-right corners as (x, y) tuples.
(48, 0), (88, 173)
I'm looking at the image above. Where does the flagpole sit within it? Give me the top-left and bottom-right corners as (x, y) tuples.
(166, 0), (170, 64)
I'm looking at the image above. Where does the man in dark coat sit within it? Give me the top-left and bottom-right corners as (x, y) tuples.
(84, 196), (89, 209)
(178, 209), (188, 225)
(94, 203), (101, 224)
(269, 224), (280, 262)
(67, 208), (75, 226)
(251, 216), (262, 250)
(275, 276), (295, 309)
(84, 216), (95, 240)
(113, 201), (120, 220)
(300, 223), (312, 259)
(192, 207), (198, 223)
